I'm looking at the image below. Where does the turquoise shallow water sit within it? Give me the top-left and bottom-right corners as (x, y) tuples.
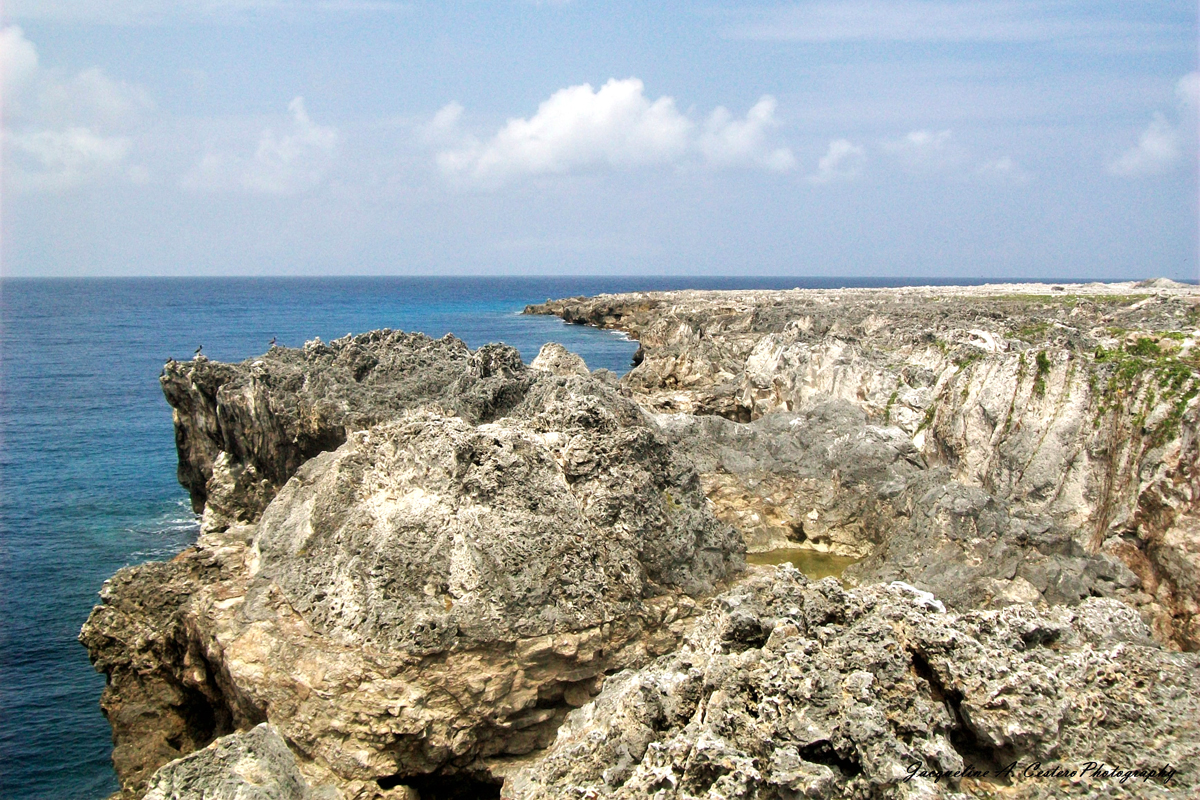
(0, 275), (996, 799)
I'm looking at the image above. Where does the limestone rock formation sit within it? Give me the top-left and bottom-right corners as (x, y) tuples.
(527, 283), (1200, 649)
(506, 567), (1200, 799)
(652, 401), (924, 555)
(142, 724), (336, 800)
(85, 281), (1200, 800)
(161, 331), (536, 531)
(654, 401), (1139, 614)
(530, 342), (590, 377)
(83, 363), (742, 797)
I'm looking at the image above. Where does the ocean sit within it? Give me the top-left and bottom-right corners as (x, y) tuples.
(0, 275), (992, 799)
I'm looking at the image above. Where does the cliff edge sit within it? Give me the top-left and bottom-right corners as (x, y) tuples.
(82, 282), (1200, 799)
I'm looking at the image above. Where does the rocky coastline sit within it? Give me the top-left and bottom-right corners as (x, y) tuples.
(82, 281), (1200, 799)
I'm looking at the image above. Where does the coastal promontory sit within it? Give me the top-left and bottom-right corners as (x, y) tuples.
(83, 281), (1200, 799)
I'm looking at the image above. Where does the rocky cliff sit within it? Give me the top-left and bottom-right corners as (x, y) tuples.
(161, 331), (537, 532)
(82, 283), (1200, 800)
(527, 281), (1200, 649)
(84, 342), (742, 797)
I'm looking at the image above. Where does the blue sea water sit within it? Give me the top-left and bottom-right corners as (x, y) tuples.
(0, 275), (997, 800)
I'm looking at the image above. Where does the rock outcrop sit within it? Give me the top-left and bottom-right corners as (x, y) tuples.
(527, 283), (1200, 649)
(530, 342), (590, 377)
(84, 280), (1200, 800)
(84, 355), (742, 797)
(654, 402), (1140, 614)
(161, 331), (536, 531)
(506, 568), (1199, 799)
(142, 724), (337, 800)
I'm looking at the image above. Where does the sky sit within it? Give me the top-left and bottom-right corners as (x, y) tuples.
(1, 1), (1197, 279)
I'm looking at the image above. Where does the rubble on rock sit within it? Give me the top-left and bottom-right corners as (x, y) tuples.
(506, 568), (1200, 800)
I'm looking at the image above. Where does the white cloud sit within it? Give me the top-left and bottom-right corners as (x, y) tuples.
(2, 26), (150, 128)
(2, 25), (148, 192)
(975, 156), (1030, 183)
(429, 102), (464, 134)
(881, 129), (966, 173)
(1109, 73), (1198, 178)
(1108, 113), (1181, 177)
(1178, 72), (1200, 108)
(5, 127), (131, 191)
(422, 101), (466, 146)
(182, 97), (339, 194)
(808, 138), (865, 183)
(437, 78), (794, 184)
(31, 67), (153, 130)
(439, 79), (691, 182)
(1, 26), (39, 100)
(700, 96), (796, 171)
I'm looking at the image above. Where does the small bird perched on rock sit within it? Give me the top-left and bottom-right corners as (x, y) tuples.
(269, 336), (277, 348)
(194, 345), (203, 357)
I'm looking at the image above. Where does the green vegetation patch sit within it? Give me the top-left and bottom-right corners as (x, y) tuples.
(1033, 351), (1052, 397)
(884, 390), (899, 424)
(1013, 321), (1050, 342)
(1092, 339), (1199, 446)
(966, 293), (1149, 308)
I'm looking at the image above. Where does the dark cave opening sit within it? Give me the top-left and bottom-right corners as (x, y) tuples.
(378, 771), (503, 800)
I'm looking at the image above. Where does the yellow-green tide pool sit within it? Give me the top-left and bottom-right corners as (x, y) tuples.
(746, 548), (860, 581)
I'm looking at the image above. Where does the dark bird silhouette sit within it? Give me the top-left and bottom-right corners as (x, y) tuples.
(194, 345), (203, 357)
(269, 336), (277, 347)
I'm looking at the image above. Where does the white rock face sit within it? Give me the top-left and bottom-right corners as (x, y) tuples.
(143, 724), (334, 800)
(527, 283), (1200, 649)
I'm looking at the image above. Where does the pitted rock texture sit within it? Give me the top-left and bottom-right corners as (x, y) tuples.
(530, 342), (590, 377)
(653, 401), (925, 555)
(528, 283), (1200, 648)
(142, 724), (335, 800)
(505, 567), (1200, 800)
(655, 401), (1139, 613)
(162, 331), (536, 530)
(255, 379), (740, 653)
(84, 373), (743, 797)
(842, 471), (1139, 612)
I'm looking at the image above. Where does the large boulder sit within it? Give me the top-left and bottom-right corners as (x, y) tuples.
(83, 370), (743, 796)
(142, 724), (336, 800)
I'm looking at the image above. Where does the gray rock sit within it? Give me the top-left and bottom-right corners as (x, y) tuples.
(530, 342), (590, 376)
(162, 331), (537, 529)
(506, 568), (1200, 799)
(84, 370), (743, 795)
(255, 379), (742, 653)
(142, 724), (333, 800)
(527, 285), (1200, 649)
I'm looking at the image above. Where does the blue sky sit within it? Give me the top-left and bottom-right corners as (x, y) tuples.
(2, 2), (1196, 279)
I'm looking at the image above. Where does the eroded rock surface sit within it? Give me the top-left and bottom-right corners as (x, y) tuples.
(506, 568), (1200, 799)
(142, 724), (335, 800)
(528, 282), (1200, 648)
(86, 280), (1200, 800)
(530, 342), (590, 377)
(84, 367), (742, 797)
(162, 331), (536, 531)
